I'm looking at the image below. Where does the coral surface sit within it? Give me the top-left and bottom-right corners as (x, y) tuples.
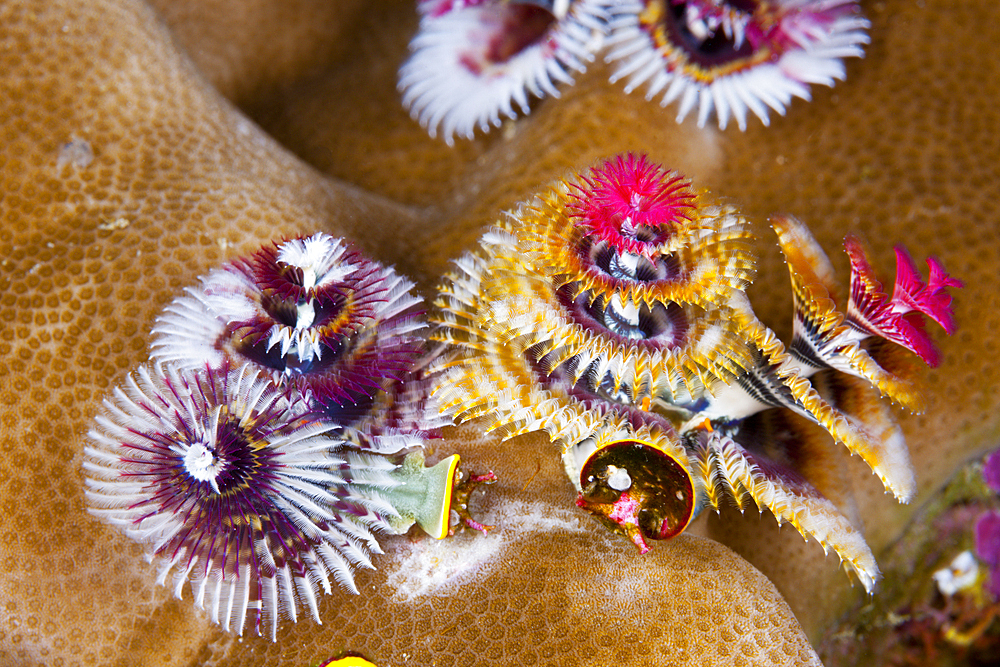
(0, 0), (996, 666)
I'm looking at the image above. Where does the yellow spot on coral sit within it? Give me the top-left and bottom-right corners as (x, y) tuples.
(319, 657), (377, 667)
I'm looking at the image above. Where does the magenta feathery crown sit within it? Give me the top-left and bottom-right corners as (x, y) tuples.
(568, 154), (695, 259)
(844, 235), (963, 367)
(892, 247), (962, 335)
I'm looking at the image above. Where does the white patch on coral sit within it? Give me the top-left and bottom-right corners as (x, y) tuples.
(565, 557), (652, 619)
(57, 136), (94, 170)
(381, 498), (585, 602)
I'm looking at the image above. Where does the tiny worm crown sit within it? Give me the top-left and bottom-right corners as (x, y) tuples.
(150, 233), (429, 418)
(430, 153), (961, 591)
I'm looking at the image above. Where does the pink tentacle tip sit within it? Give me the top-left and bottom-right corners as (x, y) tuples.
(845, 236), (962, 367)
(893, 247), (964, 334)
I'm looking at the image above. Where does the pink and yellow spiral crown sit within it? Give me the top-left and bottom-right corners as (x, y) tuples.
(431, 153), (962, 591)
(464, 153), (761, 413)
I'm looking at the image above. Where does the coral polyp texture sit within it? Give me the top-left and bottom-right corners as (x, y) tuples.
(82, 363), (400, 640)
(398, 0), (608, 144)
(430, 154), (961, 591)
(150, 233), (428, 419)
(603, 0), (871, 130)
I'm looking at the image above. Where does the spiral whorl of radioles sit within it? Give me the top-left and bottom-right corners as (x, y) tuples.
(430, 153), (962, 591)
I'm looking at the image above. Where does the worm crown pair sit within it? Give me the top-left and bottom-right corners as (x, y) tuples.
(83, 233), (468, 641)
(399, 0), (871, 143)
